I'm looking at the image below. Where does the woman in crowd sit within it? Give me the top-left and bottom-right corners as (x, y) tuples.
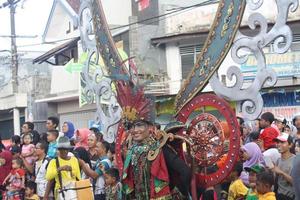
(62, 122), (75, 139)
(242, 120), (259, 144)
(0, 146), (12, 196)
(74, 128), (91, 150)
(240, 142), (265, 186)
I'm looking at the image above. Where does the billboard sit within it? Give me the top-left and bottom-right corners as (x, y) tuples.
(241, 51), (300, 80)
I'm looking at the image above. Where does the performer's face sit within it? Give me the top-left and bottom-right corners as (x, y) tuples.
(131, 121), (150, 142)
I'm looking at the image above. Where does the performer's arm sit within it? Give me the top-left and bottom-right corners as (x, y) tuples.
(162, 146), (192, 196)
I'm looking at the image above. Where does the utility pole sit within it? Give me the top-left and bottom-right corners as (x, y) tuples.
(9, 0), (18, 93)
(0, 0), (37, 135)
(0, 0), (21, 92)
(0, 0), (22, 135)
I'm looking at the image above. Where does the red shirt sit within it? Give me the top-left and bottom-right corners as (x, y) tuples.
(0, 150), (12, 184)
(11, 168), (25, 177)
(259, 127), (279, 150)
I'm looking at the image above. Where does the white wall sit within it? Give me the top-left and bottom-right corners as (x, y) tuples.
(45, 1), (79, 42)
(102, 0), (132, 26)
(50, 66), (79, 94)
(165, 43), (182, 94)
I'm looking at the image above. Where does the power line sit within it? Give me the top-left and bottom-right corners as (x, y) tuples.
(16, 37), (76, 47)
(128, 0), (218, 33)
(110, 0), (219, 31)
(11, 0), (219, 48)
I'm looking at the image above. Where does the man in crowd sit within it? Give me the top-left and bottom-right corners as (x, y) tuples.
(273, 133), (295, 200)
(46, 136), (81, 199)
(79, 141), (112, 200)
(46, 116), (63, 138)
(22, 142), (52, 199)
(46, 116), (59, 131)
(22, 122), (40, 145)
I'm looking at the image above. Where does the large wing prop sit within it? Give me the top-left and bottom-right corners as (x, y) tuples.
(175, 0), (246, 114)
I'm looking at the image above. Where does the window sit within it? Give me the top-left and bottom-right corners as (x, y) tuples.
(180, 44), (203, 79)
(66, 22), (71, 34)
(290, 33), (300, 51)
(268, 33), (300, 52)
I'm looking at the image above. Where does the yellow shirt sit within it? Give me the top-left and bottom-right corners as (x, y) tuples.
(258, 192), (276, 200)
(46, 157), (81, 191)
(25, 194), (39, 200)
(228, 179), (248, 200)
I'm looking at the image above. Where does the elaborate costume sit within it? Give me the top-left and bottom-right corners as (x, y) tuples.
(117, 91), (191, 199)
(79, 0), (299, 199)
(121, 129), (191, 200)
(122, 137), (171, 199)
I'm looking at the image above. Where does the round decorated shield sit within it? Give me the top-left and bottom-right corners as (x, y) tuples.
(177, 93), (240, 188)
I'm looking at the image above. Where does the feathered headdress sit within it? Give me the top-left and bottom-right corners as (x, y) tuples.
(115, 80), (155, 127)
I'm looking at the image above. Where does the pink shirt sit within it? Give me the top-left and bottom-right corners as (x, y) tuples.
(22, 144), (35, 164)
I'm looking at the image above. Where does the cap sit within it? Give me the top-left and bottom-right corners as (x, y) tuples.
(164, 121), (186, 133)
(275, 115), (287, 124)
(244, 164), (265, 173)
(273, 133), (293, 143)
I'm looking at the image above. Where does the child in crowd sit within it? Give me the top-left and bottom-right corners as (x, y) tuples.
(245, 165), (265, 200)
(6, 135), (21, 152)
(11, 135), (21, 147)
(256, 170), (276, 200)
(104, 168), (122, 200)
(3, 158), (26, 200)
(108, 143), (116, 167)
(11, 145), (21, 159)
(46, 130), (59, 159)
(24, 181), (39, 200)
(21, 134), (35, 165)
(228, 162), (248, 200)
(258, 112), (279, 151)
(199, 165), (218, 200)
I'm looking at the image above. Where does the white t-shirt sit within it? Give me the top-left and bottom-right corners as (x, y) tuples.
(263, 148), (281, 168)
(35, 158), (53, 197)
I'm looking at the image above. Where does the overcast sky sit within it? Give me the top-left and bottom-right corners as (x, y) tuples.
(0, 0), (53, 55)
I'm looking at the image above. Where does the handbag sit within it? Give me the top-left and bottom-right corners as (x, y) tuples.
(56, 158), (94, 200)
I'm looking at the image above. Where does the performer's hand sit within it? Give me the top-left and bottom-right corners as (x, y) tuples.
(99, 163), (105, 172)
(168, 133), (175, 142)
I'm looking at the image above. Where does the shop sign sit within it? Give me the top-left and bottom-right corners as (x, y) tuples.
(241, 51), (300, 79)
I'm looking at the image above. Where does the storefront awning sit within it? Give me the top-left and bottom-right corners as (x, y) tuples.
(33, 37), (80, 65)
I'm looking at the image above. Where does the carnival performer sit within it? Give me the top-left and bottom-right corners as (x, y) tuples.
(121, 117), (192, 200)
